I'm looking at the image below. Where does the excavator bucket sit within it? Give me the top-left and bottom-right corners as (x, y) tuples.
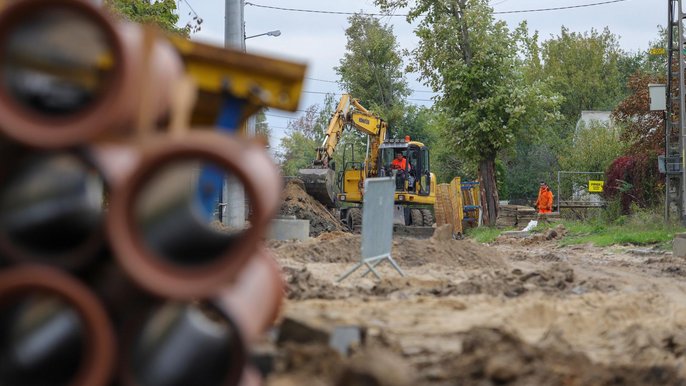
(298, 168), (336, 208)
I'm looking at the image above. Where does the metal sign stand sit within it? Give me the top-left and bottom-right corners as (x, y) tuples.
(337, 177), (404, 282)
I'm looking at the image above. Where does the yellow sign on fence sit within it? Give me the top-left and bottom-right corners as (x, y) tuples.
(588, 180), (604, 193)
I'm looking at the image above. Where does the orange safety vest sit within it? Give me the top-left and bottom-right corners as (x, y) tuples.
(391, 157), (407, 170)
(536, 187), (553, 213)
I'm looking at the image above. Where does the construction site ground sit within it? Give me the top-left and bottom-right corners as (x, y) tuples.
(263, 180), (686, 385)
(265, 228), (686, 385)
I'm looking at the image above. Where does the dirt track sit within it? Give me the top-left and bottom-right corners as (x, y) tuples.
(266, 228), (686, 385)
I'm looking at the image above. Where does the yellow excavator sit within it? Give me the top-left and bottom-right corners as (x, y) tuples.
(298, 94), (436, 231)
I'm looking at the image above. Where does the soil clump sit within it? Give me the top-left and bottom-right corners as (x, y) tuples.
(279, 179), (344, 237)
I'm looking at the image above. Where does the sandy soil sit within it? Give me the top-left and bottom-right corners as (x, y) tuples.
(278, 180), (344, 237)
(266, 227), (686, 385)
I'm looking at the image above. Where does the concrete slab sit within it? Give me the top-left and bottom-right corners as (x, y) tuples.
(501, 230), (531, 238)
(269, 218), (309, 241)
(329, 326), (364, 356)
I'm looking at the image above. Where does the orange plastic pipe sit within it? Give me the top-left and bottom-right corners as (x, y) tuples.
(105, 132), (281, 299)
(0, 265), (116, 386)
(0, 0), (182, 148)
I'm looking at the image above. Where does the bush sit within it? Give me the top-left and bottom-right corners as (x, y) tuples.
(604, 152), (663, 213)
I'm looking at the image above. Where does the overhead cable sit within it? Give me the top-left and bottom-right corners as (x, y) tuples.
(245, 0), (629, 16)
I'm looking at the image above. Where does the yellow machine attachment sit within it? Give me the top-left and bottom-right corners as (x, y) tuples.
(168, 36), (306, 128)
(298, 94), (387, 207)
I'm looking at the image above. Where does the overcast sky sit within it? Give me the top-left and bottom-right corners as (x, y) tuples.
(176, 0), (665, 146)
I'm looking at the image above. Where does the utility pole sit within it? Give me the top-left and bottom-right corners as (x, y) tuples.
(223, 0), (246, 227)
(666, 0), (684, 222)
(678, 0), (686, 224)
(225, 0), (245, 50)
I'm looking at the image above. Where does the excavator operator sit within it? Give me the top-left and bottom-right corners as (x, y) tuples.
(391, 152), (407, 170)
(391, 152), (408, 189)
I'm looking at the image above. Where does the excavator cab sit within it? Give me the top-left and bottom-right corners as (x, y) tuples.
(379, 140), (430, 196)
(299, 94), (436, 229)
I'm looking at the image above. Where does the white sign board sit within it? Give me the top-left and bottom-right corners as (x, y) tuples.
(649, 84), (666, 111)
(361, 178), (395, 259)
(337, 177), (404, 281)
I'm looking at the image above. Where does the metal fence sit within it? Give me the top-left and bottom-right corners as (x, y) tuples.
(556, 171), (606, 209)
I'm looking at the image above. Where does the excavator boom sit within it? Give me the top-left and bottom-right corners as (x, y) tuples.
(298, 94), (386, 207)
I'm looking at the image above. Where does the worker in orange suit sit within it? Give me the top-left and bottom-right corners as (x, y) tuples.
(391, 152), (408, 189)
(535, 181), (553, 214)
(391, 152), (407, 170)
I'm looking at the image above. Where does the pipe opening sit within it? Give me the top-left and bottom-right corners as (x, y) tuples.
(130, 302), (245, 386)
(133, 159), (251, 267)
(0, 5), (115, 117)
(0, 293), (85, 386)
(0, 153), (104, 266)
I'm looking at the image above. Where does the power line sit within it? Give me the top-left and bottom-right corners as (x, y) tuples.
(180, 0), (200, 19)
(246, 2), (387, 16)
(496, 0), (629, 14)
(245, 0), (629, 16)
(302, 90), (337, 95)
(306, 76), (338, 84)
(265, 113), (298, 119)
(304, 77), (437, 94)
(301, 90), (434, 101)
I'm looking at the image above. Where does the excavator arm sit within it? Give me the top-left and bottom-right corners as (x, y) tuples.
(314, 95), (387, 167)
(300, 94), (387, 207)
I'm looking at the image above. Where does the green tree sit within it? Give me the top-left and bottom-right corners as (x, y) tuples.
(335, 13), (410, 129)
(392, 105), (433, 141)
(254, 110), (271, 140)
(559, 121), (626, 173)
(501, 141), (558, 202)
(105, 0), (201, 36)
(540, 27), (624, 129)
(277, 96), (336, 176)
(375, 0), (561, 225)
(505, 24), (644, 203)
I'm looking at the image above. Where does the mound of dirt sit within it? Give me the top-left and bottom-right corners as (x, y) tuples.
(273, 235), (506, 269)
(274, 235), (362, 264)
(431, 327), (683, 385)
(271, 343), (414, 386)
(283, 261), (615, 301)
(268, 326), (683, 386)
(448, 263), (615, 297)
(283, 266), (345, 300)
(279, 179), (345, 237)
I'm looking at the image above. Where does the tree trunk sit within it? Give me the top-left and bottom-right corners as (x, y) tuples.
(478, 158), (499, 226)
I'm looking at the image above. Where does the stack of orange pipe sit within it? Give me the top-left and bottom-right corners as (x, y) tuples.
(0, 1), (286, 385)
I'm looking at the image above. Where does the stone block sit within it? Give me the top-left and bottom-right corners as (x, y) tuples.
(269, 218), (309, 241)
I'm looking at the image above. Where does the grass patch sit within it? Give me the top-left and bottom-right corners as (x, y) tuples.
(537, 218), (684, 249)
(465, 226), (511, 243)
(466, 211), (685, 249)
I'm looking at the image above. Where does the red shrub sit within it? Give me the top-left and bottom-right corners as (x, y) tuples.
(605, 153), (663, 213)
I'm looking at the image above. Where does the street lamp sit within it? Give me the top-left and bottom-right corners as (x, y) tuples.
(245, 30), (281, 40)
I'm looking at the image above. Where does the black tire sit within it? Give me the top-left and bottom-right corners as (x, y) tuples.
(344, 210), (353, 232)
(410, 208), (423, 226)
(348, 208), (362, 233)
(420, 209), (434, 226)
